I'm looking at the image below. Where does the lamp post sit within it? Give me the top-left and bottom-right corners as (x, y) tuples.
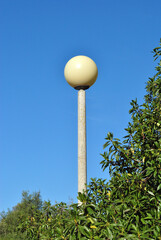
(64, 55), (98, 198)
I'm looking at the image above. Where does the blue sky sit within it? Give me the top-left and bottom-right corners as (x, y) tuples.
(0, 0), (161, 212)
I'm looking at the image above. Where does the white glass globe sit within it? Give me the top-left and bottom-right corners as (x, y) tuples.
(64, 55), (98, 89)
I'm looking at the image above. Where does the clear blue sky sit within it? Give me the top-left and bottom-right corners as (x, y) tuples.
(0, 0), (161, 212)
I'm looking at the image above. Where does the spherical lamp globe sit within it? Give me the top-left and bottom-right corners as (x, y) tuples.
(64, 55), (98, 90)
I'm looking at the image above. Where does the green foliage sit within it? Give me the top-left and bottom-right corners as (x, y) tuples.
(0, 191), (42, 239)
(1, 40), (161, 239)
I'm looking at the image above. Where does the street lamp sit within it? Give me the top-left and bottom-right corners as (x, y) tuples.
(64, 55), (98, 198)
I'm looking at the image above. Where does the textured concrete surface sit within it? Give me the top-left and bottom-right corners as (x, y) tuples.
(78, 89), (87, 196)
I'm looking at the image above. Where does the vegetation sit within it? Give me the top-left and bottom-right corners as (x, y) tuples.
(0, 40), (161, 239)
(0, 191), (43, 239)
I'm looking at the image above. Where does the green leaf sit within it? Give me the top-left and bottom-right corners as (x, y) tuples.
(106, 227), (113, 239)
(157, 184), (161, 191)
(78, 225), (90, 237)
(148, 191), (155, 196)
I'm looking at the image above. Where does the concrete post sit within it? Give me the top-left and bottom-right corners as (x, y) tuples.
(64, 55), (98, 203)
(78, 89), (87, 195)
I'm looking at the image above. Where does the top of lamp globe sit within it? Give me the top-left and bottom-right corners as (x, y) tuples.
(64, 55), (98, 90)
